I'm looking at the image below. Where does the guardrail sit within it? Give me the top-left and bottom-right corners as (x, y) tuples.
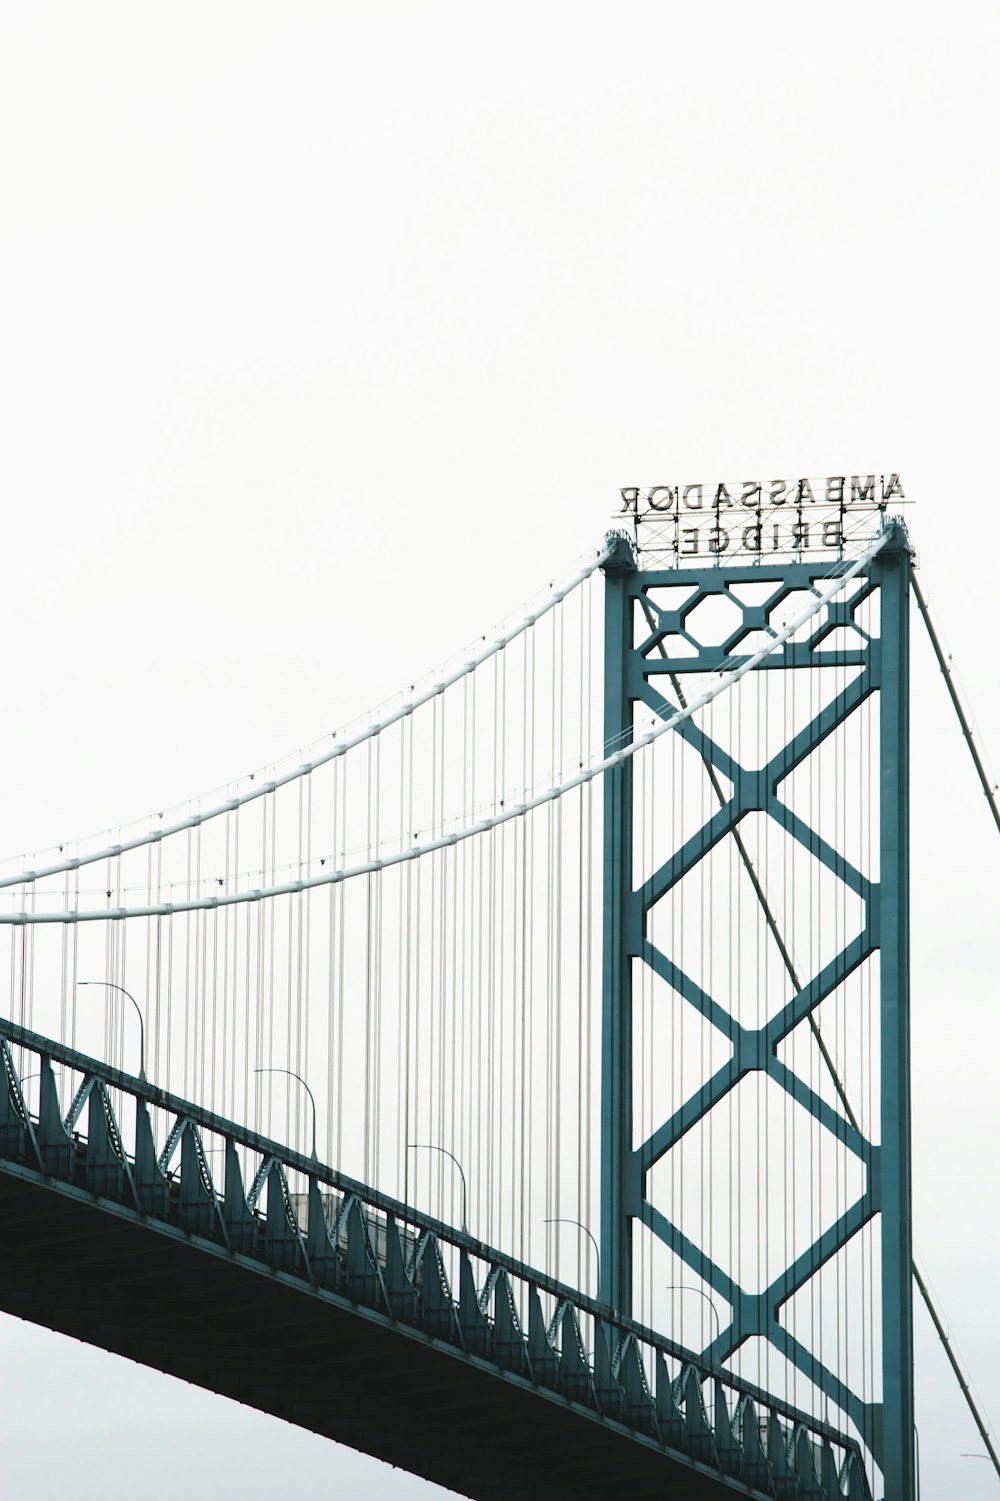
(0, 1018), (871, 1501)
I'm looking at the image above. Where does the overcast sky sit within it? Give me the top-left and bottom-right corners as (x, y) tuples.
(1, 5), (998, 1496)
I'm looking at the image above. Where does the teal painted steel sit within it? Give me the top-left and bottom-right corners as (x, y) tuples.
(877, 526), (916, 1499)
(600, 531), (637, 1320)
(600, 526), (915, 1497)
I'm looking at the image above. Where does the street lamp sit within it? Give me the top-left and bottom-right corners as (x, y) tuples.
(543, 1217), (601, 1299)
(664, 1283), (722, 1352)
(16, 1065), (65, 1090)
(78, 981), (146, 1080)
(253, 1066), (318, 1159)
(407, 1143), (468, 1234)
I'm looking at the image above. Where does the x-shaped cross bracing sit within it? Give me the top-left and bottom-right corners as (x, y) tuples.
(607, 558), (890, 1459)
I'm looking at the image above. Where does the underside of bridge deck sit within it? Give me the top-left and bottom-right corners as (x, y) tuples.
(0, 1165), (762, 1501)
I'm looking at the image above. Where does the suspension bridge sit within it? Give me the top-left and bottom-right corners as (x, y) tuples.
(0, 500), (994, 1500)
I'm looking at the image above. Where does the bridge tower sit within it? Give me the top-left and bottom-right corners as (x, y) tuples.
(601, 521), (914, 1499)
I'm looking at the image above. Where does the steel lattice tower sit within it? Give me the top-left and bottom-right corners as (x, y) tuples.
(600, 522), (914, 1499)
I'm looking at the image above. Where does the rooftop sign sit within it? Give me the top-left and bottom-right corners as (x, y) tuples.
(616, 474), (907, 561)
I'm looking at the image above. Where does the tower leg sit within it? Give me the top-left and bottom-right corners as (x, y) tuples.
(878, 528), (916, 1500)
(600, 542), (636, 1317)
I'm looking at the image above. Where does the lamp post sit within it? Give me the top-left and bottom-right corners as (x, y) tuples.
(254, 1066), (318, 1160)
(16, 1065), (64, 1091)
(543, 1217), (601, 1300)
(78, 981), (146, 1080)
(664, 1283), (722, 1353)
(407, 1143), (468, 1234)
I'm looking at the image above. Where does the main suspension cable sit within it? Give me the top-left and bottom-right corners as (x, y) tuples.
(910, 572), (1000, 1477)
(0, 542), (615, 891)
(0, 534), (888, 927)
(912, 574), (1000, 838)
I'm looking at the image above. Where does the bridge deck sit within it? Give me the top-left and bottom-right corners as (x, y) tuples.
(0, 1024), (869, 1501)
(0, 1167), (751, 1499)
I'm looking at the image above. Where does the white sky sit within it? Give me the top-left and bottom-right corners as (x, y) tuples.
(1, 4), (998, 1496)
